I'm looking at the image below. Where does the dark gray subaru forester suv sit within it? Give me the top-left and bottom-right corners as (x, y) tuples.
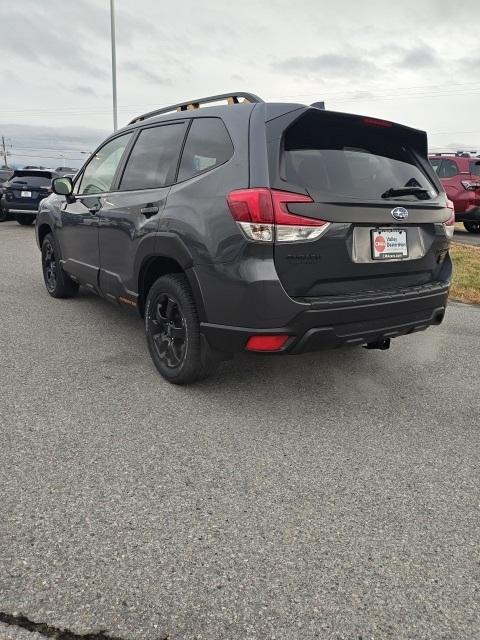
(36, 92), (454, 384)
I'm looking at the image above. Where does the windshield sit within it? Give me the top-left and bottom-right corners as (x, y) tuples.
(283, 111), (437, 202)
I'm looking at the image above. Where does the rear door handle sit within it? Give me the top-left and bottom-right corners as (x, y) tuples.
(140, 205), (159, 218)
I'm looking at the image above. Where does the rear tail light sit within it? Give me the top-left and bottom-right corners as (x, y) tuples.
(461, 180), (480, 190)
(226, 188), (274, 241)
(245, 334), (289, 352)
(444, 199), (455, 239)
(226, 188), (329, 243)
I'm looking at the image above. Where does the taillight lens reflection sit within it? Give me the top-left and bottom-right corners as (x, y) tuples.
(227, 188), (329, 243)
(444, 199), (455, 239)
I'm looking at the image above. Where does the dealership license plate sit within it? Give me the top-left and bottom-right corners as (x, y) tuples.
(21, 191), (32, 198)
(371, 228), (408, 260)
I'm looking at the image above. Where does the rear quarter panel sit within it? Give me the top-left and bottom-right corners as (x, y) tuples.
(162, 108), (253, 265)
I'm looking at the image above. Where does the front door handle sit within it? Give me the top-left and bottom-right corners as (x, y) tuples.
(140, 205), (159, 218)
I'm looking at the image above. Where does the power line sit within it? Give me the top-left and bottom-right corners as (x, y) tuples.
(268, 88), (480, 105)
(13, 145), (92, 152)
(270, 90), (480, 102)
(1, 82), (480, 116)
(429, 130), (480, 136)
(332, 90), (480, 104)
(2, 89), (479, 120)
(11, 153), (84, 160)
(269, 80), (480, 99)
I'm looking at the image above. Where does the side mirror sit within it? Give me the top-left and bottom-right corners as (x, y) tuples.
(52, 176), (74, 197)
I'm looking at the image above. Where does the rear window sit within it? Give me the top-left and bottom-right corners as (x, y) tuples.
(9, 176), (51, 187)
(437, 159), (458, 178)
(470, 161), (480, 177)
(119, 123), (186, 191)
(177, 118), (233, 182)
(283, 111), (436, 202)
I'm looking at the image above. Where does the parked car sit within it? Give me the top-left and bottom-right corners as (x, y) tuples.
(54, 166), (78, 176)
(429, 153), (480, 233)
(2, 169), (58, 225)
(0, 168), (13, 184)
(0, 169), (14, 221)
(36, 92), (453, 384)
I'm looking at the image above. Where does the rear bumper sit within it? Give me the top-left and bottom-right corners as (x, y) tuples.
(201, 281), (450, 354)
(3, 206), (38, 214)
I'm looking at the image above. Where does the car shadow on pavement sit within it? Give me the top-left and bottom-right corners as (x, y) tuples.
(57, 280), (442, 417)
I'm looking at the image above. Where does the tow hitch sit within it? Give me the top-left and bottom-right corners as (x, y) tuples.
(363, 338), (391, 351)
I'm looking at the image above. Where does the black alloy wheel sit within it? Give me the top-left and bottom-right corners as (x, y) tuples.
(145, 274), (219, 384)
(43, 238), (58, 293)
(150, 293), (187, 368)
(41, 233), (79, 298)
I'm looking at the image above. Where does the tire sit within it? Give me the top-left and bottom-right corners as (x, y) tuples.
(41, 233), (79, 298)
(145, 274), (217, 385)
(16, 213), (34, 226)
(0, 202), (9, 222)
(464, 222), (480, 234)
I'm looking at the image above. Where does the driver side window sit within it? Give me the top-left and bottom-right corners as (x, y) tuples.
(78, 134), (132, 195)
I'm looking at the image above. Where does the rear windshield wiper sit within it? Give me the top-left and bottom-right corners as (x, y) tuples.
(381, 186), (431, 199)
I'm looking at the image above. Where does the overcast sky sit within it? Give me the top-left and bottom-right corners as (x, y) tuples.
(1, 0), (479, 166)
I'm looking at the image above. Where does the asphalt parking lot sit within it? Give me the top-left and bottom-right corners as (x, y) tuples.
(0, 220), (479, 640)
(453, 225), (480, 247)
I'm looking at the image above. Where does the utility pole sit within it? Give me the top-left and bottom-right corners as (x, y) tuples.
(1, 136), (12, 168)
(110, 0), (118, 131)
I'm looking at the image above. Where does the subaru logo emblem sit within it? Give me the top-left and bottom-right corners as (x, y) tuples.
(391, 207), (409, 221)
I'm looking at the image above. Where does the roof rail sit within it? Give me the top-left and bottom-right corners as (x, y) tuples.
(429, 150), (479, 158)
(129, 92), (264, 125)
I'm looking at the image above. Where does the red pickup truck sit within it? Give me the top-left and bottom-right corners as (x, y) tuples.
(429, 153), (480, 233)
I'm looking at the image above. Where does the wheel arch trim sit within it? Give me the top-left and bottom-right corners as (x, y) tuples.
(135, 233), (206, 321)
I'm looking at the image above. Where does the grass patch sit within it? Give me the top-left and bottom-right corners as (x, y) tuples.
(450, 243), (480, 304)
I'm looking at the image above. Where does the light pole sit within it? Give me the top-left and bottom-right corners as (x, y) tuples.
(110, 0), (118, 131)
(1, 136), (12, 168)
